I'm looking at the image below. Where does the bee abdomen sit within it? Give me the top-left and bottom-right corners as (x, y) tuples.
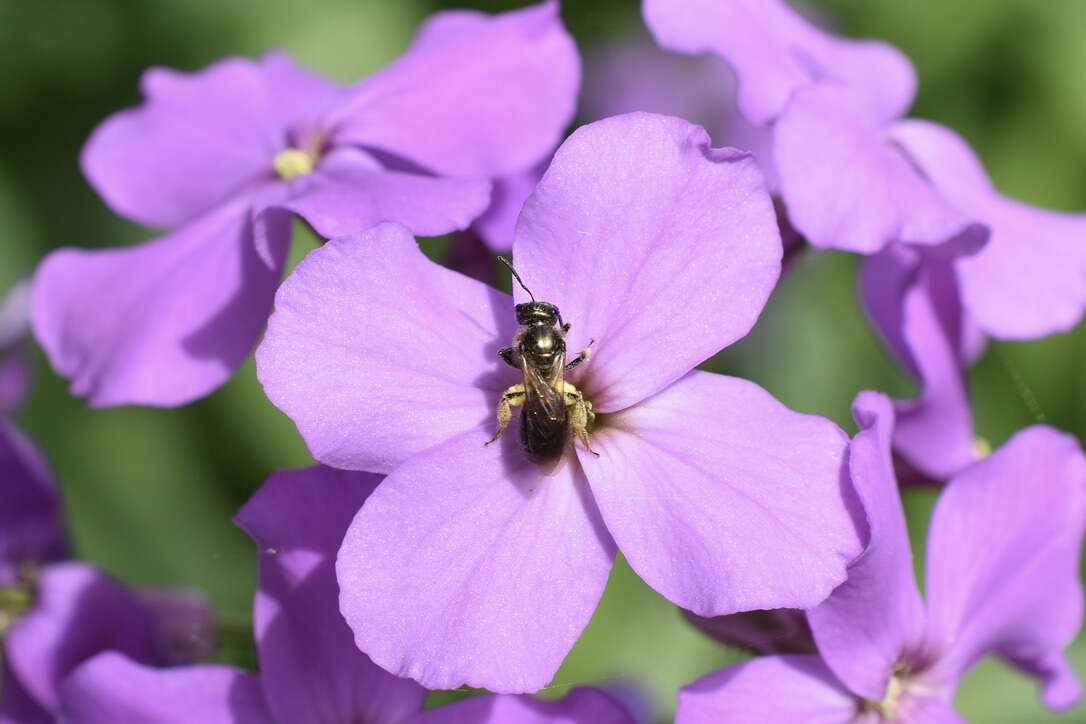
(520, 405), (570, 463)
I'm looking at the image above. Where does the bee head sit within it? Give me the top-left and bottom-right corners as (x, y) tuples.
(515, 301), (559, 326)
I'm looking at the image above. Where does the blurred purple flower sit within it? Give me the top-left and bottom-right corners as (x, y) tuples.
(677, 392), (1086, 722)
(32, 2), (579, 408)
(682, 607), (815, 657)
(256, 113), (865, 692)
(58, 466), (635, 724)
(1, 418), (211, 721)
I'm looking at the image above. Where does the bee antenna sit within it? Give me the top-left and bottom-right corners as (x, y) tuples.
(497, 256), (536, 302)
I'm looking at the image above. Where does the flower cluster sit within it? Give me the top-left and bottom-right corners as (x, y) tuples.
(5, 1), (1085, 722)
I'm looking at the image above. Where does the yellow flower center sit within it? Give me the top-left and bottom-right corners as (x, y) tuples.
(972, 436), (992, 459)
(273, 148), (316, 180)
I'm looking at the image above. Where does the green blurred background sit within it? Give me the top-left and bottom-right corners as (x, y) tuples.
(3, 0), (1085, 720)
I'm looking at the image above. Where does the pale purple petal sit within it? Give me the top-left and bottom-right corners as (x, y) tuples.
(889, 120), (1086, 339)
(513, 114), (781, 413)
(329, 2), (579, 178)
(235, 467), (424, 724)
(682, 608), (815, 655)
(285, 148), (491, 240)
(258, 51), (344, 140)
(32, 195), (289, 407)
(410, 688), (635, 724)
(471, 164), (544, 251)
(257, 222), (517, 473)
(807, 392), (926, 701)
(5, 562), (161, 714)
(642, 0), (916, 125)
(889, 262), (977, 480)
(581, 371), (862, 616)
(337, 429), (616, 693)
(676, 655), (859, 724)
(896, 694), (967, 724)
(58, 652), (270, 724)
(774, 84), (988, 254)
(0, 421), (65, 583)
(81, 58), (279, 228)
(922, 426), (1086, 707)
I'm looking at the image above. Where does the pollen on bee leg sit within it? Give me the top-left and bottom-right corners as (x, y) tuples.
(563, 381), (600, 457)
(485, 384), (525, 446)
(273, 148), (316, 180)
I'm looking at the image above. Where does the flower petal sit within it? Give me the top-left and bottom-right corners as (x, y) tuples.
(675, 655), (858, 724)
(0, 659), (51, 723)
(285, 148), (492, 240)
(81, 58), (279, 229)
(471, 164), (544, 251)
(5, 562), (161, 714)
(581, 371), (862, 616)
(774, 84), (988, 254)
(257, 222), (518, 473)
(409, 688), (635, 724)
(807, 392), (926, 701)
(896, 694), (967, 724)
(0, 420), (65, 583)
(337, 429), (616, 693)
(58, 652), (271, 724)
(922, 426), (1086, 707)
(889, 262), (978, 480)
(32, 196), (289, 407)
(889, 120), (1086, 339)
(642, 0), (916, 125)
(512, 113), (781, 413)
(329, 2), (578, 178)
(681, 608), (815, 656)
(257, 51), (344, 138)
(234, 467), (424, 724)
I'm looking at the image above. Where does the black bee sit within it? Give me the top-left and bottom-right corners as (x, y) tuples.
(485, 257), (598, 463)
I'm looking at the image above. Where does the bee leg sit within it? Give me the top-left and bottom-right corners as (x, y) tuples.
(563, 383), (600, 457)
(559, 322), (571, 337)
(485, 384), (525, 446)
(564, 338), (595, 372)
(498, 346), (518, 368)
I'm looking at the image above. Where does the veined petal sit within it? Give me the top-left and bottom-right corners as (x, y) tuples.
(235, 467), (424, 724)
(256, 222), (518, 473)
(774, 84), (987, 254)
(286, 148), (492, 240)
(5, 562), (161, 715)
(329, 2), (578, 178)
(676, 655), (859, 724)
(257, 51), (344, 138)
(31, 196), (289, 407)
(581, 371), (862, 616)
(336, 429), (616, 693)
(889, 120), (1086, 339)
(808, 392), (926, 701)
(922, 426), (1086, 707)
(642, 0), (916, 125)
(58, 652), (271, 724)
(513, 113), (781, 413)
(408, 688), (635, 724)
(82, 57), (279, 228)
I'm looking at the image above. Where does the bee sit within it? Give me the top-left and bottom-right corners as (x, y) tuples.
(484, 257), (599, 463)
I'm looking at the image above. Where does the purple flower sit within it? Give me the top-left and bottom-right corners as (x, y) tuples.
(676, 392), (1086, 722)
(58, 466), (635, 724)
(256, 113), (865, 692)
(1, 419), (211, 721)
(31, 2), (579, 408)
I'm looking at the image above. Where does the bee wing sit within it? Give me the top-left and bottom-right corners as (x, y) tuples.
(521, 351), (567, 422)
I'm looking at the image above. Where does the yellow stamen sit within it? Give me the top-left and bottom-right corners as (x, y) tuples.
(273, 148), (316, 180)
(972, 436), (992, 459)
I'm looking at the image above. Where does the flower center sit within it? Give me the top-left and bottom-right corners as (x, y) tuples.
(871, 673), (905, 721)
(0, 565), (37, 637)
(273, 148), (317, 180)
(971, 436), (991, 459)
